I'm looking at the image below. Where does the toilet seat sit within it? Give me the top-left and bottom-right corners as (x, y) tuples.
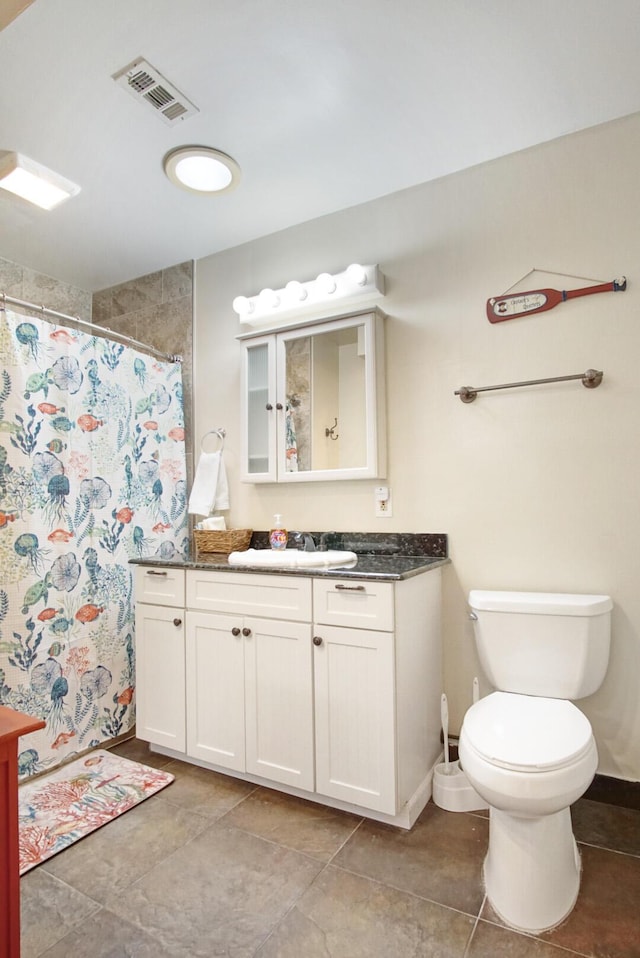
(462, 691), (594, 772)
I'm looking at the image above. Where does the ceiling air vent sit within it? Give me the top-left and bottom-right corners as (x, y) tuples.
(112, 57), (199, 125)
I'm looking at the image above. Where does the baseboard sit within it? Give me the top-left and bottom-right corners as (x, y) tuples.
(585, 774), (640, 810)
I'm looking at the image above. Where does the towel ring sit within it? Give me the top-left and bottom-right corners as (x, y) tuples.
(201, 428), (226, 453)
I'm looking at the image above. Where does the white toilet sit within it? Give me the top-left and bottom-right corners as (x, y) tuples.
(458, 589), (612, 933)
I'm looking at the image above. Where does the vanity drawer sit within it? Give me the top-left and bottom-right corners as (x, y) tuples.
(135, 566), (185, 606)
(187, 570), (312, 622)
(313, 579), (394, 632)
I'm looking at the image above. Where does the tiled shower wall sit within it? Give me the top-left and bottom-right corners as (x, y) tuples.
(0, 256), (193, 488)
(0, 256), (93, 321)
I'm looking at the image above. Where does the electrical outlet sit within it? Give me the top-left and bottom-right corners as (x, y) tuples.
(374, 485), (392, 517)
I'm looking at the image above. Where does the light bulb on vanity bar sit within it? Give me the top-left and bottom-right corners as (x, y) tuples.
(259, 288), (280, 309)
(285, 280), (307, 302)
(316, 272), (337, 294)
(346, 263), (368, 286)
(232, 295), (254, 316)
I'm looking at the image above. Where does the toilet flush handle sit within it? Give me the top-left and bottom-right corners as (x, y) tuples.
(468, 611), (478, 620)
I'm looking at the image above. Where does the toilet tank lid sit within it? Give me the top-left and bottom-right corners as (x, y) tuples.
(469, 590), (612, 616)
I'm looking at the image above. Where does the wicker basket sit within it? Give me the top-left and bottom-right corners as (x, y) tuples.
(193, 528), (253, 557)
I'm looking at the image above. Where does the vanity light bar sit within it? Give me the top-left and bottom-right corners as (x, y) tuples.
(233, 264), (385, 326)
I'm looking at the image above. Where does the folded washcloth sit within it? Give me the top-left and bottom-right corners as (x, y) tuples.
(188, 451), (229, 515)
(199, 516), (226, 530)
(228, 549), (357, 569)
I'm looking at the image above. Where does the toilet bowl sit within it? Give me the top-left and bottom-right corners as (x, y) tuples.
(459, 691), (598, 932)
(459, 590), (612, 933)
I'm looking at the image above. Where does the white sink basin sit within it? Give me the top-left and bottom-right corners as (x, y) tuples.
(227, 548), (358, 569)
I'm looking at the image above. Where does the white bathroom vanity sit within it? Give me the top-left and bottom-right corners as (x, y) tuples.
(133, 545), (446, 829)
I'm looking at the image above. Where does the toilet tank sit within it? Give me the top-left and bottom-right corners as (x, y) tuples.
(469, 590), (612, 699)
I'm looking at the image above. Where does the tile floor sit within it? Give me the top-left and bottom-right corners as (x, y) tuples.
(20, 738), (640, 957)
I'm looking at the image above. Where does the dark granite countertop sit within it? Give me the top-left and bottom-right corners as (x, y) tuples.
(130, 532), (450, 582)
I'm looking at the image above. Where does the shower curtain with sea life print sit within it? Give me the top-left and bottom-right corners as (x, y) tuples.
(0, 308), (188, 778)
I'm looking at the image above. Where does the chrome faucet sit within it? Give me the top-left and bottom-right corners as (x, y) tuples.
(318, 531), (335, 551)
(289, 532), (316, 552)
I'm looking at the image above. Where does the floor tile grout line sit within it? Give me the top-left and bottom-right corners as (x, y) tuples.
(205, 788), (367, 865)
(202, 813), (363, 870)
(462, 895), (486, 958)
(474, 911), (600, 957)
(156, 785), (260, 821)
(21, 871), (105, 958)
(576, 838), (640, 860)
(325, 858), (486, 924)
(325, 814), (367, 865)
(250, 858), (336, 958)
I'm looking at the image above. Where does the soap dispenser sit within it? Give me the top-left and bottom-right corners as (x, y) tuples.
(269, 514), (288, 551)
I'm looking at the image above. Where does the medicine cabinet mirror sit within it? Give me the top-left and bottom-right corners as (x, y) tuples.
(240, 309), (386, 483)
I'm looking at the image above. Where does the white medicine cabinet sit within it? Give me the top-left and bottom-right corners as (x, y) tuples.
(239, 309), (386, 483)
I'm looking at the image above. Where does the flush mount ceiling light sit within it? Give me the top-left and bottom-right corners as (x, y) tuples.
(0, 151), (80, 210)
(233, 264), (385, 327)
(163, 146), (241, 195)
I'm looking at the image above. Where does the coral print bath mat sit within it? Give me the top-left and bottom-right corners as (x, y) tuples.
(18, 749), (174, 874)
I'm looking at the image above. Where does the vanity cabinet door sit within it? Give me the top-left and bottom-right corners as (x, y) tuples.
(185, 610), (314, 791)
(186, 611), (246, 771)
(313, 624), (397, 814)
(135, 603), (186, 752)
(244, 616), (314, 791)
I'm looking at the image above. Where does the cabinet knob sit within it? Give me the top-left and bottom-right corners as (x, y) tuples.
(242, 627), (252, 637)
(231, 627), (241, 636)
(265, 403), (273, 411)
(312, 636), (323, 647)
(173, 618), (182, 627)
(276, 402), (283, 410)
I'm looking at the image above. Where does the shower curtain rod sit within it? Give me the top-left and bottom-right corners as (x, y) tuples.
(1, 292), (182, 364)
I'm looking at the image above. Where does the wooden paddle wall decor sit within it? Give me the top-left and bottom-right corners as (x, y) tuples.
(486, 277), (626, 323)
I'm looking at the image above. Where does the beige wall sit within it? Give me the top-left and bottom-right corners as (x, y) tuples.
(195, 112), (640, 782)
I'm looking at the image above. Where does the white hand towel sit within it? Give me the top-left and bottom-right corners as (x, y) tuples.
(213, 453), (229, 511)
(188, 451), (230, 515)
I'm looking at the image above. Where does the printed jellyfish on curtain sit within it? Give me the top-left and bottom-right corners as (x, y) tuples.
(15, 323), (41, 362)
(14, 533), (49, 575)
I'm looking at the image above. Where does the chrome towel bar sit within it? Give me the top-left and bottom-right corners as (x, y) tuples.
(455, 368), (603, 403)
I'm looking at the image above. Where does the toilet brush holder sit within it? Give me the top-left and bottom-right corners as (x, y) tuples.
(432, 759), (488, 813)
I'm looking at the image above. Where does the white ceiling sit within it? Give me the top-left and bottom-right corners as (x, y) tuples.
(2, 0), (640, 292)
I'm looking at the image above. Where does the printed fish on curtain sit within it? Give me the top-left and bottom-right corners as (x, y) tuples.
(0, 309), (188, 778)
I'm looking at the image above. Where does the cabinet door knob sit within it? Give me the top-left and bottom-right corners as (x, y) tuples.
(265, 403), (273, 410)
(231, 627), (241, 636)
(312, 636), (323, 647)
(242, 627), (252, 637)
(276, 402), (283, 410)
(173, 618), (182, 627)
